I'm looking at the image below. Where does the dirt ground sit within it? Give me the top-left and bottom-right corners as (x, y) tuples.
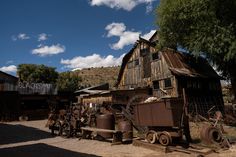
(0, 120), (236, 157)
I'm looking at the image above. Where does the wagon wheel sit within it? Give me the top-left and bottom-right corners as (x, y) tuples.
(51, 120), (62, 136)
(146, 130), (157, 144)
(159, 131), (172, 146)
(61, 121), (72, 138)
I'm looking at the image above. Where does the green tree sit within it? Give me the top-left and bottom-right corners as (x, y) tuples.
(17, 64), (58, 84)
(57, 72), (82, 92)
(157, 0), (236, 101)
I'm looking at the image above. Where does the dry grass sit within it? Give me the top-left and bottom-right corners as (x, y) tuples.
(73, 66), (120, 88)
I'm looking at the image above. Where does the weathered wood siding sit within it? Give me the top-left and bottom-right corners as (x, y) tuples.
(151, 52), (178, 98)
(117, 41), (178, 98)
(120, 45), (142, 89)
(0, 72), (18, 91)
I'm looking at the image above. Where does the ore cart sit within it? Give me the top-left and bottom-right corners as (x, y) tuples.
(134, 98), (184, 146)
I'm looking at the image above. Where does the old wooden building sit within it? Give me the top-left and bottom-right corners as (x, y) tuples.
(115, 32), (224, 116)
(0, 71), (18, 91)
(0, 71), (19, 120)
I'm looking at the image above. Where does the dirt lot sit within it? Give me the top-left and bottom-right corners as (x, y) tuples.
(0, 120), (236, 157)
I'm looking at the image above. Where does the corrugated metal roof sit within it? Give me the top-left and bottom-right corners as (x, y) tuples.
(162, 48), (220, 78)
(74, 83), (109, 95)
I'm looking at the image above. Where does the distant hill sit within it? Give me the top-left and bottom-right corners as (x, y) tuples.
(73, 66), (120, 89)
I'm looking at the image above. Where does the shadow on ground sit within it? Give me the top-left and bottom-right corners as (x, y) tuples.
(0, 123), (52, 145)
(0, 143), (100, 157)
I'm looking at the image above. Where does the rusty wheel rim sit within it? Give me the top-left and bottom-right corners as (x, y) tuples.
(159, 134), (170, 146)
(146, 131), (156, 144)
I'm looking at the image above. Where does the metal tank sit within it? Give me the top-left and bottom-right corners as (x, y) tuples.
(96, 114), (115, 138)
(118, 120), (133, 140)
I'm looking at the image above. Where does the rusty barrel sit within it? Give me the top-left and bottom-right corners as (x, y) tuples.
(200, 124), (222, 144)
(118, 120), (133, 140)
(96, 114), (115, 138)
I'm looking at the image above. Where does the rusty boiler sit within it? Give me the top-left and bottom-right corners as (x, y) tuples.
(96, 114), (115, 138)
(118, 120), (133, 140)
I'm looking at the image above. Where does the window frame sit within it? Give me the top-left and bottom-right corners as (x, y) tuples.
(153, 80), (160, 90)
(164, 78), (172, 89)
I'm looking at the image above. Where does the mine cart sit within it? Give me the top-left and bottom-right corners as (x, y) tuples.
(133, 98), (185, 146)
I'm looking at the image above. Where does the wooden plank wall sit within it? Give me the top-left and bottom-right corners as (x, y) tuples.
(118, 41), (178, 99)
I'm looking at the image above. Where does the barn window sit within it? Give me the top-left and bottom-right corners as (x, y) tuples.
(153, 80), (159, 90)
(127, 61), (133, 69)
(135, 59), (139, 66)
(140, 47), (149, 56)
(152, 52), (160, 60)
(164, 78), (172, 88)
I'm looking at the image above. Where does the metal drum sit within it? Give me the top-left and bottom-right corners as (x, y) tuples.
(96, 114), (115, 138)
(118, 120), (133, 140)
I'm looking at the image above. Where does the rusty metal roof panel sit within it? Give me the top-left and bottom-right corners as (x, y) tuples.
(161, 49), (220, 79)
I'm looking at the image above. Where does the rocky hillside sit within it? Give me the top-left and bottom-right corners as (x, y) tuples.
(73, 66), (120, 89)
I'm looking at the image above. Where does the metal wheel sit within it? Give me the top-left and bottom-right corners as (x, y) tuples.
(200, 125), (222, 145)
(159, 131), (172, 146)
(209, 127), (222, 144)
(51, 120), (62, 136)
(62, 121), (72, 138)
(146, 130), (157, 144)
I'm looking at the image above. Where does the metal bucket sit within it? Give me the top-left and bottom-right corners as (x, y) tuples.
(118, 120), (133, 140)
(96, 114), (115, 138)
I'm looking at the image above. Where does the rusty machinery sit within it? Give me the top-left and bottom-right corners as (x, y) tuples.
(198, 108), (231, 148)
(48, 93), (189, 146)
(132, 98), (186, 146)
(49, 103), (89, 138)
(119, 89), (190, 146)
(47, 90), (232, 150)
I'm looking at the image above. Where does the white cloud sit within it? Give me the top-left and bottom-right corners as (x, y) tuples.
(18, 33), (30, 40)
(142, 30), (156, 40)
(0, 65), (17, 73)
(32, 44), (65, 57)
(89, 0), (156, 12)
(61, 53), (125, 70)
(105, 22), (141, 50)
(111, 31), (140, 50)
(146, 3), (153, 13)
(106, 23), (126, 37)
(38, 33), (48, 41)
(11, 33), (30, 41)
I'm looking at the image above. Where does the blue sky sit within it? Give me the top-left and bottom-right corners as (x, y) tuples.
(0, 0), (159, 75)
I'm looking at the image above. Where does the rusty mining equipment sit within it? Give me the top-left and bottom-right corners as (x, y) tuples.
(47, 96), (189, 146)
(47, 90), (231, 151)
(133, 98), (185, 146)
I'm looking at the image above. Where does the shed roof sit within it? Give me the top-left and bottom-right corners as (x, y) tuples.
(162, 48), (220, 79)
(74, 83), (109, 95)
(0, 71), (18, 82)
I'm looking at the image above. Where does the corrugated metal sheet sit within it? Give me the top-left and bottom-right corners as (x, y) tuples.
(161, 49), (220, 79)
